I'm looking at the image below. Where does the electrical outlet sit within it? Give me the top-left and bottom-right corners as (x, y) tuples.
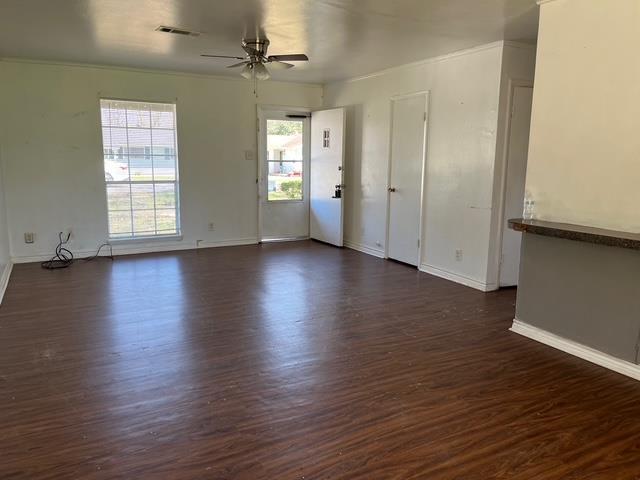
(208, 222), (214, 231)
(455, 249), (463, 261)
(24, 232), (35, 244)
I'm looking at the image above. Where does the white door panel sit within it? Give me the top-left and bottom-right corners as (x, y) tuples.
(387, 93), (428, 266)
(310, 108), (345, 247)
(500, 86), (533, 286)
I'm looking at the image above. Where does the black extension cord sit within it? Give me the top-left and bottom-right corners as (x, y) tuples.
(41, 232), (114, 270)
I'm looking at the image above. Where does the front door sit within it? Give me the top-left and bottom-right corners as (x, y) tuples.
(310, 108), (346, 247)
(259, 110), (310, 241)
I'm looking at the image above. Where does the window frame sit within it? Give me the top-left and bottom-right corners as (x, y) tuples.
(99, 98), (182, 241)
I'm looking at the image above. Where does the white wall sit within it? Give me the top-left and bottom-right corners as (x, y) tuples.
(0, 60), (322, 261)
(0, 146), (11, 299)
(487, 43), (537, 285)
(323, 42), (535, 290)
(526, 0), (640, 231)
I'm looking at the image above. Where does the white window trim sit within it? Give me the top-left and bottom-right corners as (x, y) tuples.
(99, 98), (182, 240)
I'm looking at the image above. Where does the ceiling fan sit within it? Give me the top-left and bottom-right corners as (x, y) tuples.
(201, 38), (308, 81)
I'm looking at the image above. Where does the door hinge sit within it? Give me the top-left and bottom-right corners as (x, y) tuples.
(417, 238), (420, 247)
(424, 112), (427, 122)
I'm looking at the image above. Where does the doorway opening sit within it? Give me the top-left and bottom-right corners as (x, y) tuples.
(258, 108), (311, 242)
(257, 107), (346, 245)
(499, 83), (534, 287)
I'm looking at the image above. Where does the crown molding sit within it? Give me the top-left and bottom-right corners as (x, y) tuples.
(328, 41), (506, 86)
(537, 0), (560, 5)
(0, 57), (323, 89)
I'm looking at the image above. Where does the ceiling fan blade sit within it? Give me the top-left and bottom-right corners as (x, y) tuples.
(227, 61), (249, 68)
(201, 54), (245, 60)
(267, 60), (294, 69)
(268, 54), (309, 62)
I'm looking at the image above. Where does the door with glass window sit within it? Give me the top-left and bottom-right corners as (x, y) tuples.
(258, 110), (310, 241)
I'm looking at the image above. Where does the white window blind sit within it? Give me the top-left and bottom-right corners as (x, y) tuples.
(100, 99), (180, 239)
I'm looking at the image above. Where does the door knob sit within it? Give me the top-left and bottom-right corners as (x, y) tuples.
(388, 187), (396, 193)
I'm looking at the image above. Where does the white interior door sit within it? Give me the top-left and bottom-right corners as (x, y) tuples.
(387, 93), (428, 266)
(258, 109), (310, 241)
(500, 86), (534, 286)
(310, 108), (345, 246)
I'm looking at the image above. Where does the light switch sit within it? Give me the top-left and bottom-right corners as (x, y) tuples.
(244, 150), (255, 161)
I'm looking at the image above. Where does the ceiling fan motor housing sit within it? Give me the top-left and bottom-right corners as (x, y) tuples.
(242, 38), (270, 61)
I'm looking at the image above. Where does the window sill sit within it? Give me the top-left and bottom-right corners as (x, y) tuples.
(108, 234), (183, 245)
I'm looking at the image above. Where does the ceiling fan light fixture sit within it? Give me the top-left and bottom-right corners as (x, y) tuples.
(253, 62), (270, 81)
(240, 63), (254, 80)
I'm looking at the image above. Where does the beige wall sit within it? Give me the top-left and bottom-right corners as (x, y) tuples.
(0, 60), (322, 261)
(324, 42), (536, 291)
(0, 145), (10, 293)
(526, 0), (640, 232)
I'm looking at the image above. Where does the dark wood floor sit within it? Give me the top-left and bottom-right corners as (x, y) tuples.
(2, 241), (640, 479)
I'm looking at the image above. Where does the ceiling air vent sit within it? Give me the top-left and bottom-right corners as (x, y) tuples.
(155, 26), (200, 37)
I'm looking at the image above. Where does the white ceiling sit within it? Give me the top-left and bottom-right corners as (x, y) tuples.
(0, 0), (539, 84)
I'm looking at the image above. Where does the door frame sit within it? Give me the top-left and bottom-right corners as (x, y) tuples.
(383, 91), (430, 266)
(256, 104), (312, 243)
(493, 79), (534, 286)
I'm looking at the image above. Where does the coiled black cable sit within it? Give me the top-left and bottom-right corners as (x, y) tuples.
(41, 232), (74, 269)
(41, 233), (114, 270)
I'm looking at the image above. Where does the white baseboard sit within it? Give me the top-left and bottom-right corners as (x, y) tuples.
(12, 237), (259, 264)
(510, 319), (640, 381)
(420, 263), (497, 292)
(12, 253), (62, 264)
(197, 238), (259, 248)
(12, 243), (190, 263)
(260, 236), (308, 243)
(344, 239), (385, 259)
(0, 261), (13, 304)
